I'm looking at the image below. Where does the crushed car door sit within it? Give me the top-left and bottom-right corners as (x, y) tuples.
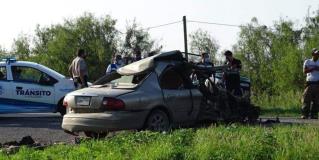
(160, 66), (193, 123)
(10, 66), (56, 113)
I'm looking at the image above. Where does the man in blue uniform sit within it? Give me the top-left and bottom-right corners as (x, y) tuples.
(106, 55), (123, 74)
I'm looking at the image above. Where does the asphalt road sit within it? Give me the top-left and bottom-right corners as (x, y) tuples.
(0, 113), (75, 144)
(1, 114), (319, 145)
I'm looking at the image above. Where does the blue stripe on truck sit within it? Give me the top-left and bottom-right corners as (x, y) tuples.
(0, 98), (56, 113)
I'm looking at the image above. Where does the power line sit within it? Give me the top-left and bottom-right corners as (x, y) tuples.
(145, 20), (182, 30)
(118, 19), (275, 36)
(117, 20), (182, 35)
(188, 19), (278, 31)
(117, 30), (125, 35)
(188, 20), (241, 28)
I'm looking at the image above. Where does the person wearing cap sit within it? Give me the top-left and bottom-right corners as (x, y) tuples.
(201, 52), (213, 66)
(224, 50), (242, 70)
(106, 54), (123, 74)
(301, 48), (319, 119)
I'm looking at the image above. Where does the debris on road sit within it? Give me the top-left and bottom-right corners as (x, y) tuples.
(0, 136), (46, 154)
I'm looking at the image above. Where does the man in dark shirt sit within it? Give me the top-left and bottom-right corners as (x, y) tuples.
(224, 50), (242, 70)
(223, 50), (242, 96)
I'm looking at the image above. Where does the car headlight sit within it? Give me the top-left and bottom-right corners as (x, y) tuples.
(75, 96), (91, 106)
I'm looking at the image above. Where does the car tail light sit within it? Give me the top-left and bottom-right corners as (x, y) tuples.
(102, 97), (125, 110)
(63, 100), (68, 108)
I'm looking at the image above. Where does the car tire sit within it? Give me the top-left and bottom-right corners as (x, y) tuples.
(57, 104), (66, 116)
(84, 132), (108, 139)
(145, 109), (171, 132)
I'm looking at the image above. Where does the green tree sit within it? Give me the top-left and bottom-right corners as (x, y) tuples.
(303, 9), (319, 57)
(234, 18), (304, 95)
(189, 28), (219, 62)
(30, 13), (119, 80)
(270, 20), (303, 92)
(234, 18), (274, 94)
(0, 45), (8, 59)
(12, 34), (31, 60)
(120, 20), (159, 57)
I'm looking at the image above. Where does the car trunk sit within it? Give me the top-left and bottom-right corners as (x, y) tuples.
(67, 86), (134, 113)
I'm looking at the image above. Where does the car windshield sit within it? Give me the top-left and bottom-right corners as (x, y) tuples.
(93, 72), (149, 88)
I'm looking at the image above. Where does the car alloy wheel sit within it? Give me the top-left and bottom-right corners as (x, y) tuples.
(145, 109), (170, 132)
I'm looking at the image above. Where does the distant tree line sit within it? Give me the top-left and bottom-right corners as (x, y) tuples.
(0, 12), (218, 81)
(234, 9), (319, 96)
(1, 13), (161, 80)
(1, 9), (319, 97)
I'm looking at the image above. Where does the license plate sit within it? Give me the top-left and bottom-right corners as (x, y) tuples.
(75, 96), (91, 106)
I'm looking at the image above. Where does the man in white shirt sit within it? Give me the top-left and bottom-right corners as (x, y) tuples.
(302, 48), (319, 119)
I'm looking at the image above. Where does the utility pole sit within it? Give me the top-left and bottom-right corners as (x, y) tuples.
(183, 16), (188, 61)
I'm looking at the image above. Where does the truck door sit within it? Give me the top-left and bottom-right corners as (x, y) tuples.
(10, 66), (57, 112)
(0, 65), (14, 113)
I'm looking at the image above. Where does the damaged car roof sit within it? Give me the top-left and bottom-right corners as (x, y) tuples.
(117, 50), (184, 75)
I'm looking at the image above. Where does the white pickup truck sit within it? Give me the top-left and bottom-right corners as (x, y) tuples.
(0, 58), (75, 115)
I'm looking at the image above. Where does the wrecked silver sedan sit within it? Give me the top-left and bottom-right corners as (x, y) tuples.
(62, 51), (259, 137)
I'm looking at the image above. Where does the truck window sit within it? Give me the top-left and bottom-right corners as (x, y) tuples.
(0, 66), (6, 80)
(11, 66), (57, 85)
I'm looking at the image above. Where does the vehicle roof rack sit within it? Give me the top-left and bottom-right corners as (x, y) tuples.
(1, 58), (16, 64)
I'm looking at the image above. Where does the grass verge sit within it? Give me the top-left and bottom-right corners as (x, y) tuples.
(252, 91), (302, 117)
(1, 124), (319, 160)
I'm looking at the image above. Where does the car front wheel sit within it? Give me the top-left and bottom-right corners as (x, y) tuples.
(145, 109), (170, 132)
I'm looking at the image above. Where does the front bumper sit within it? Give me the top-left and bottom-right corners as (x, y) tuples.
(62, 110), (149, 132)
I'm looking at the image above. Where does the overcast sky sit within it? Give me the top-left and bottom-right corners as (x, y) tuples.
(1, 0), (318, 54)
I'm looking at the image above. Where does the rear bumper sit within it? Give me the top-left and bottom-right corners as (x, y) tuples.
(62, 110), (149, 132)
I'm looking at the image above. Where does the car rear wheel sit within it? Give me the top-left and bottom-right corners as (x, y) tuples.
(145, 109), (170, 132)
(84, 132), (108, 139)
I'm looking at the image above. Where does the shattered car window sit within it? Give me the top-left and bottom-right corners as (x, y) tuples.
(160, 68), (184, 90)
(93, 72), (149, 87)
(111, 75), (136, 86)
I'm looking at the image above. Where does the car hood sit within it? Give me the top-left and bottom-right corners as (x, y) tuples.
(67, 86), (134, 97)
(117, 50), (184, 76)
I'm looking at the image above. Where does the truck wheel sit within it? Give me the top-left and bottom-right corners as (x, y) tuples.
(57, 104), (66, 116)
(145, 109), (170, 132)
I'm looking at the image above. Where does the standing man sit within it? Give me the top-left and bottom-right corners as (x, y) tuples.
(224, 50), (242, 70)
(223, 50), (242, 96)
(133, 47), (142, 62)
(302, 48), (319, 119)
(69, 49), (89, 89)
(201, 52), (213, 66)
(106, 55), (123, 74)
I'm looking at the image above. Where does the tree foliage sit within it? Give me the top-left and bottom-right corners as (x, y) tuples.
(5, 9), (319, 97)
(120, 20), (159, 57)
(9, 14), (159, 81)
(189, 29), (219, 61)
(234, 10), (319, 95)
(0, 46), (8, 59)
(19, 13), (119, 80)
(12, 34), (31, 60)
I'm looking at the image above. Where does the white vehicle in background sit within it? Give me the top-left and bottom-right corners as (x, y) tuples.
(0, 58), (75, 115)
